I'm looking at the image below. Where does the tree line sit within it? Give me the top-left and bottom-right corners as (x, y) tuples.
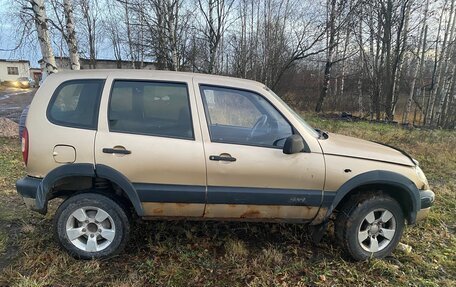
(5, 0), (456, 129)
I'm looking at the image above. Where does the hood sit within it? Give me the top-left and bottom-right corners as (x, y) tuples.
(318, 133), (415, 166)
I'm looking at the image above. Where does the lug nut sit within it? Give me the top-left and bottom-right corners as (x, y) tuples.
(90, 234), (94, 238)
(82, 228), (86, 232)
(98, 229), (101, 233)
(85, 220), (89, 223)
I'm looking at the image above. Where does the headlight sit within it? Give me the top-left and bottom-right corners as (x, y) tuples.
(21, 81), (28, 85)
(415, 165), (429, 189)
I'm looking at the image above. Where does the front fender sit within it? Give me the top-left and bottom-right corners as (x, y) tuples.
(315, 170), (421, 225)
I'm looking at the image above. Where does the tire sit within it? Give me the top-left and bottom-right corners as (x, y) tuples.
(335, 193), (405, 261)
(54, 193), (130, 259)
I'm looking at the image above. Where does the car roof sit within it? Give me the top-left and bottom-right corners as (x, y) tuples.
(51, 69), (265, 89)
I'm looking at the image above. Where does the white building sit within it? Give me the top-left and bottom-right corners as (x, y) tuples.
(0, 59), (30, 82)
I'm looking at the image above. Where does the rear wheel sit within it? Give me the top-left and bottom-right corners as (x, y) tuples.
(54, 193), (130, 259)
(335, 193), (405, 261)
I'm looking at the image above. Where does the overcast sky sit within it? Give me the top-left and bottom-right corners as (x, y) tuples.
(0, 0), (40, 67)
(0, 0), (114, 68)
(0, 0), (446, 69)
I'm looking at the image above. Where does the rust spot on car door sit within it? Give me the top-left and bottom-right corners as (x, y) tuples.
(204, 204), (319, 221)
(142, 203), (205, 217)
(153, 208), (164, 214)
(240, 209), (261, 218)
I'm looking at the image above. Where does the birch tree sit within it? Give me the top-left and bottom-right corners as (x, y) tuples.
(403, 0), (429, 125)
(30, 0), (58, 75)
(428, 0), (454, 125)
(48, 0), (80, 69)
(433, 0), (456, 126)
(315, 0), (337, 113)
(197, 0), (235, 73)
(64, 0), (80, 69)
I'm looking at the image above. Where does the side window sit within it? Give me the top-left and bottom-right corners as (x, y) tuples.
(109, 80), (193, 139)
(47, 79), (104, 129)
(200, 85), (293, 148)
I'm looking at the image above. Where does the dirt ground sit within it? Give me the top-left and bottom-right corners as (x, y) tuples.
(0, 87), (35, 123)
(0, 88), (454, 285)
(0, 118), (18, 138)
(0, 115), (454, 286)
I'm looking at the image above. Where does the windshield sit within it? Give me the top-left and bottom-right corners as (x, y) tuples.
(265, 87), (320, 138)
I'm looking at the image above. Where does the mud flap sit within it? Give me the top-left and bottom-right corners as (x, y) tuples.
(310, 221), (329, 244)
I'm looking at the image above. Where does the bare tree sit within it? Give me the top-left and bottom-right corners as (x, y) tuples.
(78, 0), (99, 68)
(315, 0), (337, 113)
(47, 0), (80, 69)
(64, 0), (80, 69)
(30, 0), (58, 75)
(197, 0), (235, 73)
(6, 0), (456, 128)
(403, 0), (429, 125)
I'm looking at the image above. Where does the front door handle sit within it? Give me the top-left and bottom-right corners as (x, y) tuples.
(209, 154), (236, 162)
(102, 147), (131, 155)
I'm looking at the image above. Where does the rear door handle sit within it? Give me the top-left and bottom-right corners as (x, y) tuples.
(102, 148), (131, 155)
(209, 154), (236, 162)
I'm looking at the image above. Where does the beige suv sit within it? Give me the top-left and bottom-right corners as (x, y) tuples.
(16, 70), (434, 260)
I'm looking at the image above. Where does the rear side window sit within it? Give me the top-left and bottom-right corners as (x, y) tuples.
(108, 80), (193, 139)
(47, 79), (104, 129)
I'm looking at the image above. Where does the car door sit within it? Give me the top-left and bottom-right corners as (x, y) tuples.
(95, 73), (206, 217)
(194, 81), (326, 221)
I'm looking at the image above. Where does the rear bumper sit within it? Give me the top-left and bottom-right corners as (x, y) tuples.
(16, 176), (41, 211)
(417, 189), (435, 222)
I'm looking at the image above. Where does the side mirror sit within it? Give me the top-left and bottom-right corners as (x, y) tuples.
(283, 135), (305, 154)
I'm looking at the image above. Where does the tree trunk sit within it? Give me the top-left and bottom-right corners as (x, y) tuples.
(357, 5), (364, 116)
(339, 28), (350, 105)
(81, 0), (97, 68)
(31, 0), (58, 75)
(403, 0), (429, 124)
(382, 0), (393, 120)
(429, 0), (454, 126)
(434, 1), (456, 126)
(315, 0), (337, 113)
(167, 0), (179, 71)
(64, 0), (80, 70)
(124, 0), (136, 69)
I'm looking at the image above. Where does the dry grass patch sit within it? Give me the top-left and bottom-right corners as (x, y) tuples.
(0, 117), (455, 286)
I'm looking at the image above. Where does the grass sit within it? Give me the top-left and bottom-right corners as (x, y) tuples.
(0, 116), (455, 286)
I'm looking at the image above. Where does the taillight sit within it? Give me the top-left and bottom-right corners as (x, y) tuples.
(21, 127), (29, 165)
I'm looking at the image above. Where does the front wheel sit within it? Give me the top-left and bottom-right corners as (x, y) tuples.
(335, 193), (405, 261)
(54, 193), (130, 259)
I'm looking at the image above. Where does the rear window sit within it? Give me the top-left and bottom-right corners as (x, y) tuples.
(47, 79), (104, 130)
(108, 80), (193, 139)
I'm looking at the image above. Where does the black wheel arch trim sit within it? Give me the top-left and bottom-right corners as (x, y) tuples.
(35, 163), (144, 216)
(95, 164), (144, 216)
(325, 170), (421, 224)
(36, 163), (95, 214)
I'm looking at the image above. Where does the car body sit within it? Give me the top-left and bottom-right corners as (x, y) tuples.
(16, 70), (434, 260)
(13, 77), (32, 88)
